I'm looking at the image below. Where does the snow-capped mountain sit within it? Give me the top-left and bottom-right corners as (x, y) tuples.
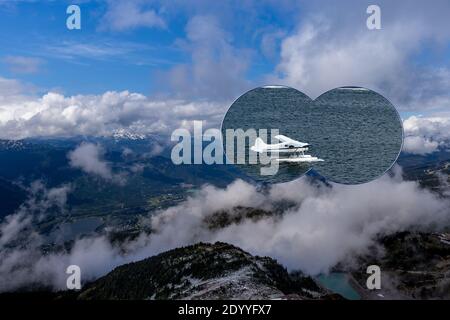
(0, 139), (26, 150)
(76, 242), (334, 300)
(111, 129), (147, 141)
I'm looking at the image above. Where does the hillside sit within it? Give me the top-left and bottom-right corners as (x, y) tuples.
(351, 231), (450, 299)
(77, 242), (338, 300)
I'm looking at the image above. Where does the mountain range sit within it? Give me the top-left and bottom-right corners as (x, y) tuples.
(0, 136), (449, 299)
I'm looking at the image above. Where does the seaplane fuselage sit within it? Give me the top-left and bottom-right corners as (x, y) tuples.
(250, 134), (324, 162)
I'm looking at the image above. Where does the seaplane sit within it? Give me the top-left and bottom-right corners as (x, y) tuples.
(250, 134), (324, 163)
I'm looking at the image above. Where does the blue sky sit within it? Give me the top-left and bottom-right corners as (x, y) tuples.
(0, 0), (300, 95)
(1, 1), (449, 99)
(0, 0), (450, 142)
(0, 0), (187, 94)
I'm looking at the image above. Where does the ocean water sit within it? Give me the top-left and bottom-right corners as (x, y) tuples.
(221, 86), (403, 184)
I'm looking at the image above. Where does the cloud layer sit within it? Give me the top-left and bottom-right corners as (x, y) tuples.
(144, 170), (450, 274)
(0, 90), (225, 140)
(101, 0), (166, 31)
(1, 169), (449, 291)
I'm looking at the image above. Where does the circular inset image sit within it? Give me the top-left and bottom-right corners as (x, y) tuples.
(221, 85), (315, 184)
(311, 87), (403, 184)
(221, 85), (403, 185)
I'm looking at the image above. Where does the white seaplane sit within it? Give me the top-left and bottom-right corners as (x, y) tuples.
(250, 134), (324, 163)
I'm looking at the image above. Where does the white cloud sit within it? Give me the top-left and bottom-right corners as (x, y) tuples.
(43, 41), (145, 61)
(0, 90), (225, 140)
(403, 136), (439, 155)
(159, 15), (251, 100)
(273, 20), (408, 98)
(121, 147), (133, 158)
(68, 143), (113, 179)
(260, 29), (286, 59)
(403, 115), (450, 154)
(68, 143), (126, 184)
(3, 56), (43, 74)
(101, 0), (166, 31)
(0, 76), (30, 104)
(147, 142), (164, 157)
(0, 181), (70, 249)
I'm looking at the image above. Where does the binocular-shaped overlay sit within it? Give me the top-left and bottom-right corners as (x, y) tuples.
(221, 86), (403, 185)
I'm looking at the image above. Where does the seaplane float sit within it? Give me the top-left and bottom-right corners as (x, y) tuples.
(250, 134), (324, 163)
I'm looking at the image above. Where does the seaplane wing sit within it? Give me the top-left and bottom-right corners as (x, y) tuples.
(251, 135), (310, 153)
(274, 134), (310, 148)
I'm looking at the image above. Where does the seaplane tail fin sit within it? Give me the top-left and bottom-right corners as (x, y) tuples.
(251, 137), (267, 152)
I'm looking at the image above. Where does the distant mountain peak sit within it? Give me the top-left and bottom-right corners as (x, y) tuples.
(0, 139), (26, 150)
(111, 129), (146, 140)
